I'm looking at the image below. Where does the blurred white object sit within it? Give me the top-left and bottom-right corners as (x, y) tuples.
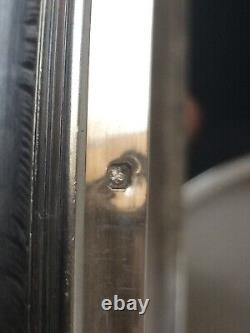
(183, 156), (250, 333)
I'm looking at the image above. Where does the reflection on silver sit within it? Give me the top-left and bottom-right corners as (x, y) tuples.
(87, 0), (153, 141)
(70, 0), (187, 332)
(31, 0), (186, 332)
(82, 0), (153, 332)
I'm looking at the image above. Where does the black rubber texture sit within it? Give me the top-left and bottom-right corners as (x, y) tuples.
(0, 1), (39, 332)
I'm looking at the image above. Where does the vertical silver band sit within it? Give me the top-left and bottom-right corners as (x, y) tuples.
(31, 0), (187, 332)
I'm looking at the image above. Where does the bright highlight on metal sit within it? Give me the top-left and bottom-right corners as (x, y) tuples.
(82, 0), (153, 332)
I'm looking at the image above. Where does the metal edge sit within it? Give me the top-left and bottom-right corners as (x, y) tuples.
(145, 0), (187, 332)
(29, 0), (90, 331)
(68, 0), (92, 332)
(183, 155), (250, 212)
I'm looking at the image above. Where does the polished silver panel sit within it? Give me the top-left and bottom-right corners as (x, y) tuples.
(31, 0), (187, 332)
(78, 0), (187, 332)
(82, 0), (153, 332)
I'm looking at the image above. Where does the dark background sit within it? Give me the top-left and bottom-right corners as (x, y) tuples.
(189, 0), (250, 177)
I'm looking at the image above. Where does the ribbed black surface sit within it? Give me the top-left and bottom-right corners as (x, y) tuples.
(0, 1), (39, 331)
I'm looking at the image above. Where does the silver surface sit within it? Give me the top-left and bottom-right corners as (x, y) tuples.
(30, 0), (92, 331)
(81, 0), (153, 331)
(76, 0), (187, 332)
(145, 0), (187, 332)
(183, 156), (250, 333)
(31, 0), (187, 332)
